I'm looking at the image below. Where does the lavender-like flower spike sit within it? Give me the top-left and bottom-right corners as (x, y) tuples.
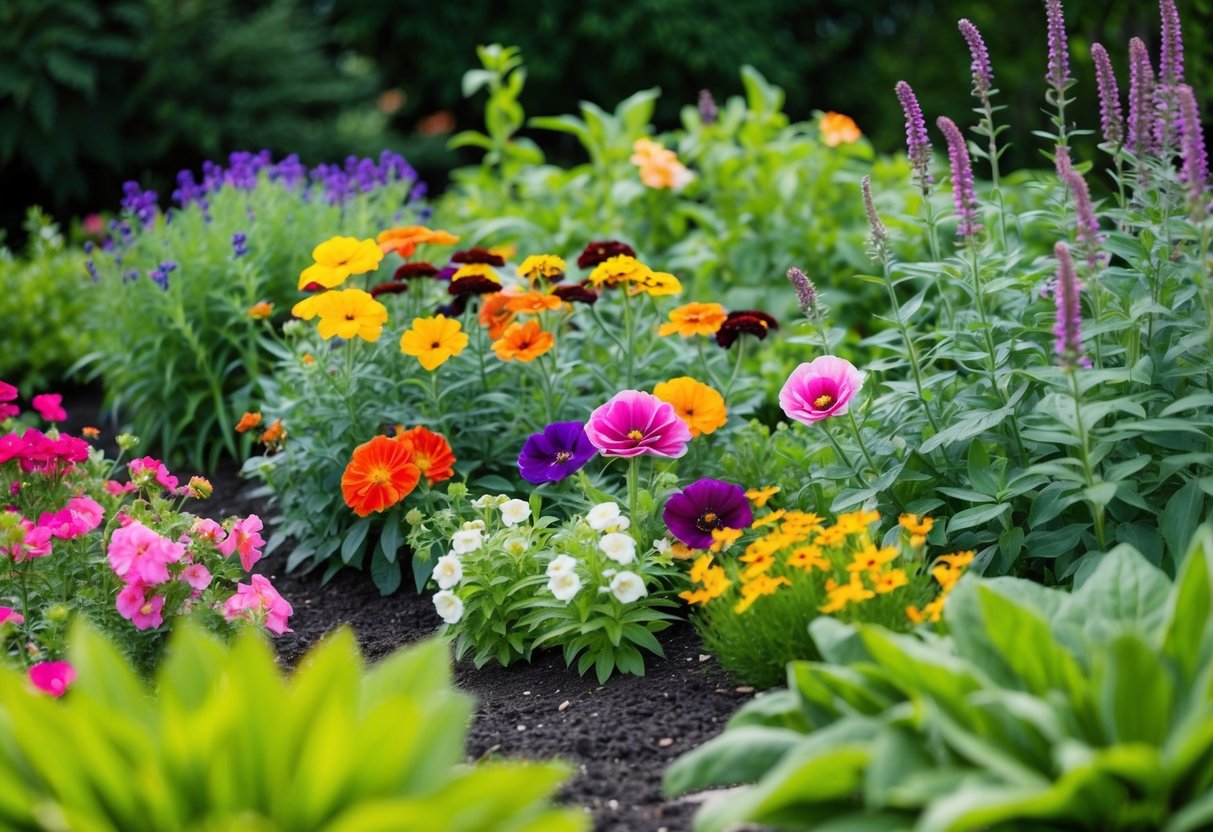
(937, 116), (982, 238)
(1044, 0), (1071, 91)
(698, 89), (718, 126)
(1090, 43), (1124, 146)
(1052, 242), (1090, 371)
(1055, 151), (1103, 268)
(958, 19), (994, 97)
(1159, 0), (1185, 86)
(1128, 38), (1158, 156)
(786, 267), (819, 318)
(1177, 85), (1209, 217)
(861, 175), (889, 257)
(895, 81), (933, 192)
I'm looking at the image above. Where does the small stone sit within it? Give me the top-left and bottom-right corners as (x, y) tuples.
(516, 724), (527, 732)
(714, 688), (727, 694)
(658, 737), (674, 747)
(699, 654), (712, 663)
(736, 686), (755, 693)
(607, 799), (619, 811)
(558, 700), (571, 711)
(523, 690), (531, 696)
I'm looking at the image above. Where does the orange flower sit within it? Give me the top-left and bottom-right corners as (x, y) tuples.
(652, 376), (727, 437)
(492, 320), (554, 362)
(658, 302), (727, 337)
(247, 301), (273, 319)
(301, 353), (316, 365)
(259, 419), (286, 447)
(504, 291), (563, 315)
(235, 412), (262, 433)
(478, 292), (516, 339)
(377, 226), (460, 258)
(395, 426), (456, 484)
(820, 112), (862, 147)
(81, 426), (101, 439)
(341, 435), (421, 517)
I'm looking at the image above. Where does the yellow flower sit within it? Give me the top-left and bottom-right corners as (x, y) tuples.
(400, 315), (469, 370)
(291, 293), (326, 320)
(931, 564), (965, 593)
(819, 573), (875, 614)
(752, 510), (786, 529)
(899, 513), (934, 547)
(504, 291), (564, 315)
(247, 301), (273, 319)
(653, 377), (727, 438)
(907, 597), (945, 624)
(489, 243), (517, 261)
(492, 320), (554, 362)
(299, 237), (383, 290)
(820, 112), (862, 147)
(670, 541), (698, 560)
(937, 550), (975, 569)
(588, 255), (650, 288)
(658, 302), (728, 338)
(745, 486), (780, 508)
(627, 270), (682, 297)
(741, 536), (783, 563)
(451, 263), (501, 285)
(872, 568), (909, 594)
(377, 225), (459, 257)
(518, 254), (566, 281)
(815, 525), (849, 547)
(311, 289), (389, 342)
(733, 573), (790, 614)
(710, 527), (742, 553)
(787, 545), (830, 572)
(846, 543), (900, 576)
(835, 510), (881, 535)
(742, 552), (775, 579)
(689, 554), (715, 584)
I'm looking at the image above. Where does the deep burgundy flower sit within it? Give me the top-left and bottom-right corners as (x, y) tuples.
(576, 240), (636, 270)
(663, 478), (752, 549)
(518, 421), (597, 483)
(369, 282), (408, 298)
(435, 296), (469, 318)
(551, 283), (599, 305)
(715, 310), (779, 348)
(450, 247), (506, 266)
(448, 275), (501, 297)
(394, 262), (439, 280)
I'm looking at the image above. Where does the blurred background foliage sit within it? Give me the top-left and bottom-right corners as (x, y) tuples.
(1, 0), (1209, 241)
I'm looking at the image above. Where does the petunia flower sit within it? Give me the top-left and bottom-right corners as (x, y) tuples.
(609, 571), (647, 604)
(433, 589), (464, 624)
(223, 574), (293, 635)
(298, 236), (383, 290)
(433, 554), (463, 590)
(108, 521), (184, 585)
(652, 377), (727, 437)
(116, 583), (165, 630)
(341, 436), (420, 517)
(31, 394), (67, 422)
(517, 421), (596, 483)
(400, 315), (469, 371)
(29, 661), (76, 697)
(663, 478), (753, 550)
(585, 390), (691, 459)
(218, 515), (265, 571)
(778, 355), (866, 424)
(312, 289), (389, 342)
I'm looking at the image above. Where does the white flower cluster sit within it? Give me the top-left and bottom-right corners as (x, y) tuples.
(541, 503), (648, 606)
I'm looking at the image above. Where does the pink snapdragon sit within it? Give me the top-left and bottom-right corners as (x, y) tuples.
(779, 356), (867, 424)
(115, 583), (166, 630)
(218, 515), (265, 571)
(0, 607), (24, 626)
(223, 574), (293, 635)
(37, 496), (105, 540)
(107, 521), (184, 585)
(585, 391), (692, 459)
(180, 563), (212, 594)
(127, 457), (180, 493)
(31, 394), (67, 422)
(29, 661), (76, 697)
(1, 518), (53, 562)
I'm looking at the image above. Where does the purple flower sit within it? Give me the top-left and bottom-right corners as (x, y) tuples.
(937, 116), (982, 237)
(149, 261), (177, 291)
(1055, 150), (1102, 267)
(698, 89), (718, 125)
(663, 479), (752, 550)
(861, 175), (888, 254)
(1177, 85), (1209, 216)
(958, 19), (994, 97)
(1044, 0), (1071, 92)
(1159, 0), (1185, 87)
(518, 421), (597, 483)
(1128, 37), (1158, 156)
(120, 181), (158, 226)
(786, 267), (818, 318)
(895, 81), (932, 191)
(1052, 243), (1090, 371)
(231, 232), (248, 258)
(1090, 43), (1125, 146)
(585, 391), (691, 459)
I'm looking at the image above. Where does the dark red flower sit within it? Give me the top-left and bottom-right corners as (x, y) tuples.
(436, 296), (469, 317)
(448, 275), (501, 297)
(715, 310), (779, 348)
(394, 262), (439, 280)
(301, 281), (326, 292)
(450, 247), (506, 266)
(551, 283), (599, 305)
(369, 282), (408, 298)
(576, 240), (636, 269)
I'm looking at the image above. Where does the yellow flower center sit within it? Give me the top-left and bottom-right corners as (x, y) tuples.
(368, 465), (393, 485)
(555, 450), (572, 462)
(813, 394), (834, 409)
(627, 429), (645, 440)
(140, 603), (153, 615)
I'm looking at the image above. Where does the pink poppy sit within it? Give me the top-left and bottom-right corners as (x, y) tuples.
(31, 394), (67, 422)
(115, 583), (165, 630)
(107, 521), (184, 585)
(218, 515), (265, 571)
(223, 574), (293, 635)
(0, 607), (24, 626)
(29, 661), (76, 697)
(584, 390), (692, 459)
(779, 355), (866, 424)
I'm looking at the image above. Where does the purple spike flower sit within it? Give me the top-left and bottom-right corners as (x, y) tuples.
(786, 267), (818, 319)
(231, 232), (249, 258)
(937, 116), (982, 238)
(861, 175), (889, 255)
(1044, 0), (1071, 91)
(698, 89), (718, 125)
(1128, 38), (1158, 156)
(1052, 243), (1089, 370)
(895, 81), (933, 192)
(1055, 151), (1102, 268)
(958, 19), (994, 98)
(120, 182), (159, 226)
(1159, 0), (1185, 87)
(1177, 85), (1209, 216)
(1090, 44), (1124, 146)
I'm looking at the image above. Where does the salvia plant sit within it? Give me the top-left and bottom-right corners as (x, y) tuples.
(665, 528), (1213, 832)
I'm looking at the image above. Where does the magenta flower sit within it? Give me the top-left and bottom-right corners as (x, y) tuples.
(779, 356), (866, 424)
(29, 661), (76, 697)
(104, 479), (137, 496)
(31, 394), (67, 423)
(2, 518), (53, 562)
(108, 521), (184, 585)
(663, 479), (753, 549)
(938, 116), (983, 237)
(1159, 0), (1185, 87)
(1045, 0), (1070, 92)
(958, 19), (993, 97)
(38, 496), (104, 540)
(0, 382), (17, 421)
(895, 81), (932, 191)
(223, 574), (293, 635)
(1177, 85), (1209, 215)
(116, 583), (165, 630)
(585, 391), (692, 459)
(192, 518), (227, 545)
(1091, 43), (1124, 146)
(1052, 243), (1090, 371)
(219, 514), (265, 571)
(0, 607), (24, 626)
(180, 563), (212, 594)
(128, 457), (180, 493)
(1128, 37), (1158, 156)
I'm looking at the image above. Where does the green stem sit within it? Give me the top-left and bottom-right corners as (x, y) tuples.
(627, 457), (640, 532)
(623, 290), (636, 389)
(1069, 370), (1106, 550)
(968, 241), (1028, 463)
(881, 260), (940, 432)
(723, 338), (746, 399)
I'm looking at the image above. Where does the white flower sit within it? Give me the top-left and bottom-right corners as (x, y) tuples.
(548, 571), (582, 602)
(546, 554), (579, 578)
(599, 532), (637, 565)
(603, 515), (631, 533)
(472, 494), (494, 509)
(504, 536), (529, 556)
(653, 538), (672, 554)
(500, 499), (531, 527)
(433, 554), (463, 589)
(586, 502), (622, 531)
(610, 571), (647, 604)
(603, 568), (617, 578)
(463, 519), (486, 531)
(451, 528), (483, 555)
(433, 590), (464, 624)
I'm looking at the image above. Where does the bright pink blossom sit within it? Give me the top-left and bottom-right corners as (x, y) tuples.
(219, 515), (265, 571)
(779, 356), (866, 424)
(0, 607), (24, 626)
(0, 434), (22, 463)
(37, 496), (105, 540)
(127, 457), (179, 493)
(0, 382), (15, 403)
(105, 479), (138, 496)
(29, 661), (76, 697)
(191, 518), (226, 545)
(31, 394), (67, 422)
(0, 405), (17, 420)
(2, 518), (53, 562)
(180, 563), (212, 594)
(223, 574), (293, 635)
(116, 583), (166, 630)
(107, 521), (184, 585)
(585, 390), (692, 459)
(9, 430), (88, 475)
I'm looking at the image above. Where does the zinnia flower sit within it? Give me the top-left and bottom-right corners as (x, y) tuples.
(658, 302), (727, 338)
(298, 236), (383, 290)
(377, 225), (459, 258)
(585, 390), (692, 459)
(478, 292), (516, 339)
(653, 377), (727, 437)
(500, 499), (531, 526)
(715, 310), (778, 348)
(518, 254), (566, 282)
(627, 270), (682, 297)
(311, 289), (389, 342)
(577, 240), (636, 269)
(450, 247), (506, 266)
(588, 255), (650, 288)
(779, 355), (866, 424)
(400, 315), (469, 371)
(551, 284), (599, 305)
(451, 263), (501, 285)
(518, 421), (597, 484)
(29, 661), (76, 697)
(341, 435), (421, 517)
(492, 320), (554, 362)
(395, 425), (455, 483)
(32, 394), (66, 422)
(663, 478), (753, 549)
(394, 262), (439, 280)
(820, 112), (862, 146)
(369, 281), (408, 299)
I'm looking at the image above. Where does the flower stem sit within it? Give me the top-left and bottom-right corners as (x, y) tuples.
(880, 262), (940, 432)
(627, 457), (640, 532)
(1069, 370), (1106, 550)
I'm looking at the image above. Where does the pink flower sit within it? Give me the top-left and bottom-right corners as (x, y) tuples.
(37, 496), (105, 540)
(779, 356), (866, 424)
(2, 518), (53, 562)
(191, 518), (226, 545)
(584, 390), (692, 459)
(115, 583), (165, 630)
(223, 574), (293, 635)
(107, 521), (184, 585)
(219, 515), (265, 571)
(0, 433), (22, 463)
(180, 563), (212, 594)
(127, 457), (179, 493)
(0, 607), (24, 626)
(0, 404), (17, 420)
(29, 661), (76, 697)
(0, 381), (16, 403)
(31, 394), (67, 422)
(105, 480), (138, 496)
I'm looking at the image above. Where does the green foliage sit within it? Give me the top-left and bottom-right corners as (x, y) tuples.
(666, 528), (1213, 831)
(0, 209), (91, 393)
(0, 622), (587, 831)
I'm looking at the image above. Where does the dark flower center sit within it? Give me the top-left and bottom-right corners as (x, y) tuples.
(431, 341), (441, 348)
(696, 510), (723, 532)
(345, 314), (356, 321)
(554, 450), (572, 462)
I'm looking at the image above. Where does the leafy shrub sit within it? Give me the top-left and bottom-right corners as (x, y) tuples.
(0, 621), (587, 831)
(0, 209), (91, 393)
(665, 529), (1213, 831)
(82, 151), (425, 469)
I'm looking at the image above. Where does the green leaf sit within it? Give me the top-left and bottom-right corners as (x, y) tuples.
(1094, 634), (1173, 745)
(342, 517), (371, 564)
(1162, 479), (1206, 564)
(370, 548), (402, 596)
(946, 502), (1009, 533)
(379, 515), (401, 565)
(662, 726), (804, 795)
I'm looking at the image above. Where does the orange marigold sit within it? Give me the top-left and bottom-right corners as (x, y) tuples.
(259, 419), (286, 447)
(658, 302), (727, 337)
(492, 320), (554, 362)
(395, 426), (456, 484)
(81, 426), (101, 439)
(341, 435), (421, 517)
(234, 412), (262, 433)
(820, 112), (862, 147)
(478, 292), (516, 339)
(247, 301), (274, 319)
(377, 225), (460, 258)
(504, 291), (563, 315)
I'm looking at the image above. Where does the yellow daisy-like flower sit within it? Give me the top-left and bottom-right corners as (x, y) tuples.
(399, 315), (469, 371)
(653, 376), (727, 438)
(752, 510), (786, 529)
(710, 527), (742, 553)
(835, 509), (881, 535)
(846, 543), (900, 576)
(819, 573), (875, 614)
(815, 525), (849, 548)
(936, 550), (975, 569)
(907, 597), (946, 624)
(745, 486), (780, 508)
(787, 545), (829, 572)
(872, 568), (909, 594)
(311, 289), (389, 342)
(299, 236), (384, 290)
(899, 513), (934, 547)
(627, 270), (682, 297)
(658, 302), (727, 338)
(742, 552), (775, 579)
(291, 293), (326, 320)
(733, 574), (790, 614)
(518, 254), (567, 281)
(588, 255), (650, 288)
(451, 263), (501, 284)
